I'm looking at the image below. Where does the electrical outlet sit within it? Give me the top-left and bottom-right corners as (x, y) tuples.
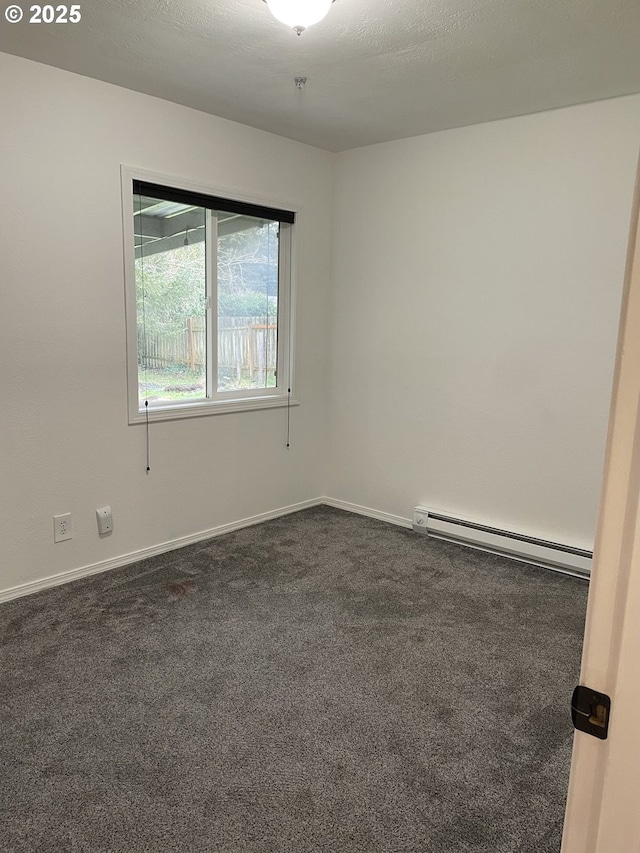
(54, 513), (72, 543)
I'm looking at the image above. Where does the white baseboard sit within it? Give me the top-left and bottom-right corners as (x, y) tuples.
(0, 498), (322, 603)
(320, 497), (413, 529)
(324, 499), (590, 578)
(1, 496), (587, 603)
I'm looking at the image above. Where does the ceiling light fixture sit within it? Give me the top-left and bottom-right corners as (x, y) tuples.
(264, 0), (334, 35)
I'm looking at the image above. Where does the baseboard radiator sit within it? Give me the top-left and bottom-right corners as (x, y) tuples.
(412, 507), (592, 578)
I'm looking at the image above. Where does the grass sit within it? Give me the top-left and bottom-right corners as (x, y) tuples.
(139, 364), (276, 403)
(139, 366), (205, 403)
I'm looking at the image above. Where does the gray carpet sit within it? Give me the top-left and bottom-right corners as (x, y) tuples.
(1, 505), (587, 853)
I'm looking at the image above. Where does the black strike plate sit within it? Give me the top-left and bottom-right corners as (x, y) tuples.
(571, 685), (611, 740)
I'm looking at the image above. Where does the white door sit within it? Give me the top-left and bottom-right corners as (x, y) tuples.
(561, 153), (640, 853)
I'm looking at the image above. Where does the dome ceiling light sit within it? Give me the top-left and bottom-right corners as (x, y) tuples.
(264, 0), (335, 36)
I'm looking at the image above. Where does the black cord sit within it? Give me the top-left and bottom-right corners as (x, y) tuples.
(145, 400), (150, 471)
(138, 191), (151, 473)
(286, 225), (293, 449)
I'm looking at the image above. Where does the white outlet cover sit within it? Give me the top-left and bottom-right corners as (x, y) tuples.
(96, 506), (113, 534)
(54, 513), (73, 543)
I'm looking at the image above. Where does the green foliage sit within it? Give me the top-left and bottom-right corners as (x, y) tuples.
(218, 221), (279, 299)
(136, 242), (206, 337)
(218, 291), (276, 317)
(136, 220), (279, 337)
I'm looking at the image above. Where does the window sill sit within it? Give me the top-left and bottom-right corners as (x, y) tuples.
(129, 394), (299, 425)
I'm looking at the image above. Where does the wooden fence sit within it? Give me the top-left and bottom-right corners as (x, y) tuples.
(139, 317), (277, 382)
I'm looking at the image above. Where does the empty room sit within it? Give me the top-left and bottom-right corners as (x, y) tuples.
(1, 1), (639, 851)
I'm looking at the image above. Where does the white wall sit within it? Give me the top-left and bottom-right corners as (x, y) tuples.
(0, 53), (334, 594)
(328, 96), (640, 549)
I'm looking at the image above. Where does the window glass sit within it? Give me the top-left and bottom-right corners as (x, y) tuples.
(217, 217), (279, 392)
(134, 197), (207, 408)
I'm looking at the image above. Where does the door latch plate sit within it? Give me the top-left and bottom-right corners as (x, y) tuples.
(571, 685), (611, 740)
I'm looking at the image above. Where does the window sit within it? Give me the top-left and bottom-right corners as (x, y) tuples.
(121, 168), (296, 422)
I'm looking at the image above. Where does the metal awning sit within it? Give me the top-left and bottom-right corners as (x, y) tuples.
(133, 196), (270, 259)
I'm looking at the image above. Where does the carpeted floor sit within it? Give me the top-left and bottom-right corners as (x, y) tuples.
(1, 506), (588, 853)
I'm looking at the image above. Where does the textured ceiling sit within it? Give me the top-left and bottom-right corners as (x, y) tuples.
(2, 0), (640, 151)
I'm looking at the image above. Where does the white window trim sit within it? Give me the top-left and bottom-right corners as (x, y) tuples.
(121, 166), (299, 424)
